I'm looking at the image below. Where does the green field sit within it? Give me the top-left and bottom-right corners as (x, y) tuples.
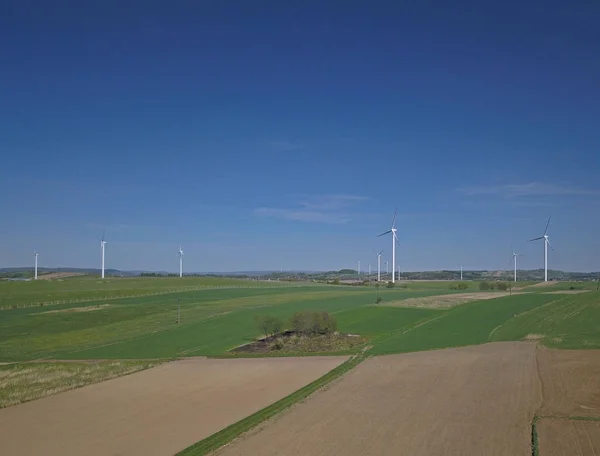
(1, 277), (598, 363)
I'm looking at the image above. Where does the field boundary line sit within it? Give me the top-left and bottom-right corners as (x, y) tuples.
(176, 352), (366, 456)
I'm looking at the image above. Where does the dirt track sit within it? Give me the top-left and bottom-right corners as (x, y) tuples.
(537, 347), (600, 417)
(216, 342), (541, 456)
(0, 356), (347, 456)
(538, 418), (600, 455)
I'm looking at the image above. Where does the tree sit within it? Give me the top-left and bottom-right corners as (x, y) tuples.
(255, 315), (275, 340)
(386, 281), (395, 288)
(496, 282), (508, 291)
(479, 281), (490, 291)
(271, 317), (283, 337)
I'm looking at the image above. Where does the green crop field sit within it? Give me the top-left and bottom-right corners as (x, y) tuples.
(1, 278), (597, 363)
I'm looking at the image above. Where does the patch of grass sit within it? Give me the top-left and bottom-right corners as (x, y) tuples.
(371, 293), (560, 355)
(531, 415), (540, 456)
(490, 292), (600, 349)
(0, 360), (161, 407)
(177, 353), (366, 456)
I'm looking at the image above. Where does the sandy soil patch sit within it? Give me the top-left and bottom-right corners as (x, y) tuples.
(382, 291), (522, 309)
(0, 356), (346, 456)
(537, 346), (600, 418)
(543, 290), (591, 294)
(37, 272), (85, 280)
(216, 342), (540, 456)
(40, 304), (110, 314)
(538, 418), (600, 456)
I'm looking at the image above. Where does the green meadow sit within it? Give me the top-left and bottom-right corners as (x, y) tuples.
(1, 277), (598, 363)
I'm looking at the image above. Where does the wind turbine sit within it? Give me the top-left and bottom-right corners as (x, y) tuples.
(178, 246), (184, 278)
(528, 216), (553, 282)
(378, 209), (399, 283)
(357, 260), (360, 275)
(374, 250), (383, 282)
(34, 251), (39, 280)
(100, 232), (107, 279)
(511, 248), (523, 282)
(368, 264), (371, 275)
(460, 265), (463, 281)
(385, 261), (389, 275)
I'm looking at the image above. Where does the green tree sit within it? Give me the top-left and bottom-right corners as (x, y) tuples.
(479, 281), (490, 291)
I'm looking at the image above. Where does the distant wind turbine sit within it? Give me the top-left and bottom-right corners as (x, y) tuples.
(368, 264), (371, 275)
(385, 261), (389, 275)
(459, 265), (463, 281)
(357, 260), (360, 275)
(374, 250), (383, 282)
(511, 247), (523, 282)
(178, 246), (184, 278)
(100, 232), (107, 279)
(378, 209), (399, 283)
(528, 216), (553, 282)
(34, 251), (39, 280)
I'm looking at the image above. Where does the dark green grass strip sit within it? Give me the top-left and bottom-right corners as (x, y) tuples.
(531, 416), (539, 456)
(177, 353), (365, 456)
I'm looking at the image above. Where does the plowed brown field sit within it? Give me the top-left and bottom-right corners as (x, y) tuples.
(216, 342), (541, 456)
(0, 356), (347, 456)
(537, 347), (600, 417)
(538, 418), (600, 456)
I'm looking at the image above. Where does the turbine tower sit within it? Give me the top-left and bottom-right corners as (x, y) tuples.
(100, 233), (107, 279)
(374, 250), (383, 282)
(357, 260), (360, 275)
(34, 251), (39, 280)
(511, 248), (522, 282)
(385, 261), (389, 274)
(368, 264), (371, 275)
(460, 265), (463, 281)
(178, 246), (184, 278)
(377, 209), (399, 283)
(528, 216), (553, 282)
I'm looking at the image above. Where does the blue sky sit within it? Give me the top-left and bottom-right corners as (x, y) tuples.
(1, 1), (599, 272)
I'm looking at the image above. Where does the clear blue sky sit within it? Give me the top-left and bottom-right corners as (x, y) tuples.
(1, 1), (599, 272)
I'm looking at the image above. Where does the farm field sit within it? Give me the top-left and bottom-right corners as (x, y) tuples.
(214, 342), (541, 456)
(0, 356), (347, 456)
(537, 419), (600, 456)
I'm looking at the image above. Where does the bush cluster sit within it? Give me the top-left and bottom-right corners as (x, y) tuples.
(255, 311), (338, 340)
(450, 282), (469, 290)
(478, 281), (509, 291)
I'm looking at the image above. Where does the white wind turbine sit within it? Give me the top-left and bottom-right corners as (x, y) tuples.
(178, 246), (184, 278)
(528, 216), (553, 282)
(374, 250), (383, 282)
(378, 210), (399, 283)
(100, 232), (107, 279)
(34, 251), (39, 280)
(357, 260), (360, 275)
(511, 247), (523, 282)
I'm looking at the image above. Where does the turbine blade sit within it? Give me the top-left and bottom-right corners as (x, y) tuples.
(546, 238), (554, 251)
(543, 216), (551, 235)
(391, 208), (398, 228)
(377, 230), (392, 237)
(528, 236), (544, 242)
(378, 250), (383, 255)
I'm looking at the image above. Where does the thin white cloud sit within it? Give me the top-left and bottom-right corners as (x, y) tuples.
(255, 194), (369, 224)
(458, 182), (600, 198)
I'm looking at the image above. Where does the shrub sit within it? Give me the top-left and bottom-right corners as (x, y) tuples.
(496, 282), (508, 291)
(489, 282), (497, 290)
(386, 281), (395, 288)
(479, 281), (490, 291)
(375, 296), (383, 304)
(288, 311), (337, 336)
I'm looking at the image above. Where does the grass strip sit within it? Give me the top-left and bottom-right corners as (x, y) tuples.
(531, 415), (540, 456)
(177, 353), (365, 455)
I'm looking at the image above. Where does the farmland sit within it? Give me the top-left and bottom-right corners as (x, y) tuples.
(0, 276), (599, 455)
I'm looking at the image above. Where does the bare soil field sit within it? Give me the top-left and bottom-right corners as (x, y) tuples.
(37, 272), (86, 280)
(383, 291), (521, 309)
(216, 342), (540, 456)
(537, 346), (600, 417)
(0, 356), (346, 456)
(538, 418), (600, 456)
